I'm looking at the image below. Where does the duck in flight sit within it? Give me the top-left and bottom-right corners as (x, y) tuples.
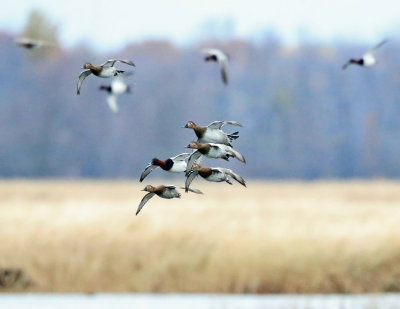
(182, 120), (241, 147)
(201, 48), (229, 85)
(342, 39), (388, 70)
(139, 153), (191, 182)
(185, 163), (246, 192)
(185, 141), (246, 175)
(15, 37), (54, 50)
(77, 59), (135, 95)
(136, 185), (202, 215)
(99, 72), (133, 114)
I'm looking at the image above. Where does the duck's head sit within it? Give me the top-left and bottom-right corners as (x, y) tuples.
(82, 62), (92, 69)
(186, 141), (201, 149)
(142, 185), (154, 192)
(182, 121), (196, 129)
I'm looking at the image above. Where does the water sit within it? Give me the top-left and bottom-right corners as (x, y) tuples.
(1, 293), (400, 309)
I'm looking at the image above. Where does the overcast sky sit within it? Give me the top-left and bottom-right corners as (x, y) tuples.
(1, 0), (399, 51)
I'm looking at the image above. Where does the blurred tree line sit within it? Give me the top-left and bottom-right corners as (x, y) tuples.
(1, 15), (400, 179)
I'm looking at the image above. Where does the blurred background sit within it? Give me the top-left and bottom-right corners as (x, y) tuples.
(2, 1), (400, 308)
(1, 0), (400, 179)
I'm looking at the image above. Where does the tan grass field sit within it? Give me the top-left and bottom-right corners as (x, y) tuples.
(1, 180), (400, 293)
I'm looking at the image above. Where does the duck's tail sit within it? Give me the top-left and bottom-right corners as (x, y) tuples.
(228, 131), (239, 141)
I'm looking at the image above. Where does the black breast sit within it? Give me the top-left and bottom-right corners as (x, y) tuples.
(205, 55), (218, 62)
(351, 58), (364, 66)
(99, 85), (112, 93)
(25, 43), (36, 49)
(160, 159), (174, 171)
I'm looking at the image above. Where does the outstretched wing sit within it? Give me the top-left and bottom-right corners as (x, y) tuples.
(207, 121), (243, 130)
(201, 48), (220, 56)
(226, 146), (246, 163)
(136, 192), (155, 215)
(185, 171), (199, 192)
(139, 164), (159, 182)
(106, 95), (119, 114)
(170, 153), (191, 161)
(113, 71), (134, 81)
(342, 60), (351, 70)
(179, 186), (203, 194)
(367, 39), (389, 54)
(102, 59), (136, 68)
(185, 151), (202, 175)
(164, 185), (178, 190)
(220, 62), (228, 85)
(219, 168), (246, 187)
(77, 70), (92, 95)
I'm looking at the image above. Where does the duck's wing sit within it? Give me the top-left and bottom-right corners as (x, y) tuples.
(178, 185), (203, 194)
(106, 94), (119, 114)
(342, 60), (351, 70)
(170, 153), (191, 161)
(163, 185), (180, 197)
(164, 185), (177, 190)
(139, 164), (159, 182)
(136, 193), (155, 215)
(185, 171), (199, 192)
(207, 121), (243, 130)
(219, 168), (246, 187)
(114, 71), (134, 80)
(185, 151), (202, 175)
(102, 59), (136, 68)
(225, 146), (246, 163)
(201, 48), (220, 56)
(77, 70), (92, 95)
(220, 62), (228, 85)
(367, 39), (389, 54)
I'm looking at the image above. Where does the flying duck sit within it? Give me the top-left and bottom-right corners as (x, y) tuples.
(343, 39), (388, 70)
(185, 163), (246, 192)
(201, 48), (229, 85)
(99, 73), (133, 114)
(182, 120), (241, 147)
(139, 153), (191, 182)
(185, 142), (246, 174)
(136, 184), (203, 215)
(15, 37), (53, 50)
(77, 59), (135, 95)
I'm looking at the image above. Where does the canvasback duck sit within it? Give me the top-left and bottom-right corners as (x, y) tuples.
(185, 141), (246, 174)
(136, 184), (203, 215)
(15, 37), (53, 49)
(185, 163), (246, 192)
(182, 120), (241, 147)
(77, 59), (135, 95)
(201, 48), (229, 85)
(99, 72), (133, 114)
(343, 39), (388, 70)
(139, 153), (191, 182)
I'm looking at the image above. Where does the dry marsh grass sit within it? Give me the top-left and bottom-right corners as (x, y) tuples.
(0, 180), (400, 293)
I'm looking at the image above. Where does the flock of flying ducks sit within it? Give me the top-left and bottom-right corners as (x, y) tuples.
(15, 36), (389, 215)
